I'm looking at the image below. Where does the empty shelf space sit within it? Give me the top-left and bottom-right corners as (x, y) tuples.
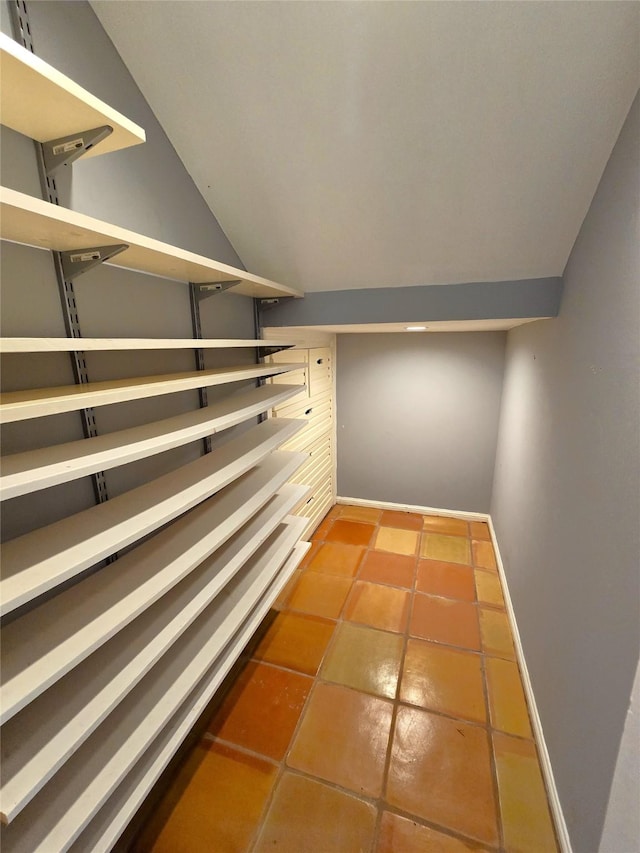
(0, 451), (306, 724)
(0, 483), (309, 823)
(0, 383), (306, 500)
(0, 33), (145, 157)
(0, 337), (294, 352)
(0, 518), (308, 852)
(0, 360), (305, 424)
(0, 187), (303, 298)
(0, 419), (305, 618)
(68, 540), (310, 853)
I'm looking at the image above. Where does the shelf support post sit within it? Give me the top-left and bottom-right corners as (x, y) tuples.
(189, 283), (212, 454)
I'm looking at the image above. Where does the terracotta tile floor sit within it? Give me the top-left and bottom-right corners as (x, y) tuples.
(135, 505), (559, 853)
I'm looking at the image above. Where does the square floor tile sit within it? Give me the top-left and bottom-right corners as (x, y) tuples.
(420, 533), (471, 564)
(254, 772), (377, 853)
(312, 516), (335, 541)
(375, 526), (419, 556)
(377, 811), (493, 853)
(325, 518), (376, 546)
(475, 570), (505, 608)
(344, 580), (410, 633)
(298, 539), (322, 570)
(469, 521), (491, 541)
(387, 706), (498, 845)
(307, 541), (366, 577)
(253, 611), (335, 675)
(380, 509), (423, 531)
(287, 571), (352, 619)
(485, 657), (532, 738)
(400, 638), (486, 723)
(410, 593), (481, 651)
(274, 569), (301, 611)
(493, 733), (558, 853)
(207, 661), (312, 760)
(339, 504), (383, 524)
(321, 622), (404, 698)
(422, 516), (469, 537)
(479, 608), (516, 660)
(288, 682), (393, 797)
(140, 741), (277, 853)
(473, 539), (497, 570)
(359, 550), (416, 589)
(416, 559), (476, 602)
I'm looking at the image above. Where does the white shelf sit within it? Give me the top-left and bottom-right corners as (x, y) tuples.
(0, 187), (303, 298)
(0, 361), (304, 424)
(0, 33), (145, 157)
(68, 540), (310, 853)
(0, 337), (294, 352)
(0, 383), (305, 500)
(0, 517), (308, 852)
(0, 483), (309, 823)
(0, 419), (305, 618)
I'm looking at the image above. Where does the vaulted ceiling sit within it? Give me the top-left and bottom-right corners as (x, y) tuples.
(92, 1), (639, 294)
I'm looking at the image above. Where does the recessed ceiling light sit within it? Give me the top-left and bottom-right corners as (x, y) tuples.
(405, 325), (428, 331)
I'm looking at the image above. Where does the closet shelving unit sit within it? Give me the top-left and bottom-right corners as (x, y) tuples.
(0, 29), (312, 852)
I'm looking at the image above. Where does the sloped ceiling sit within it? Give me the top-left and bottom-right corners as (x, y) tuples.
(92, 1), (639, 294)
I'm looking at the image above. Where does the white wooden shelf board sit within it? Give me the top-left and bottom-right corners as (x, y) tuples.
(67, 540), (309, 853)
(0, 518), (308, 852)
(0, 360), (305, 424)
(0, 418), (304, 619)
(0, 187), (303, 298)
(0, 483), (309, 822)
(0, 451), (306, 724)
(0, 33), (145, 157)
(0, 337), (295, 353)
(0, 383), (304, 500)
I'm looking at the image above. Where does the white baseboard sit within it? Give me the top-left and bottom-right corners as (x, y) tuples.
(487, 516), (572, 853)
(336, 495), (489, 522)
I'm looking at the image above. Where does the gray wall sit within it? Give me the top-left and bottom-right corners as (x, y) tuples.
(336, 332), (506, 513)
(491, 93), (639, 852)
(0, 1), (255, 543)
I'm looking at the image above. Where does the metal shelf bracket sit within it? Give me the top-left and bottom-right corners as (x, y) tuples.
(60, 244), (128, 280)
(194, 280), (241, 301)
(43, 126), (113, 175)
(258, 296), (294, 312)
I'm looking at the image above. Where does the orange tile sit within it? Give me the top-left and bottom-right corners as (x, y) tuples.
(400, 639), (486, 723)
(422, 516), (470, 537)
(473, 540), (497, 571)
(253, 611), (335, 675)
(359, 550), (416, 589)
(143, 741), (276, 853)
(377, 811), (493, 853)
(326, 504), (343, 520)
(307, 541), (366, 577)
(207, 661), (312, 760)
(420, 533), (471, 564)
(380, 509), (423, 531)
(375, 526), (419, 556)
(387, 706), (498, 845)
(416, 559), (476, 602)
(312, 516), (334, 541)
(287, 571), (352, 619)
(321, 622), (404, 698)
(288, 682), (393, 797)
(470, 521), (491, 541)
(254, 772), (377, 853)
(298, 539), (322, 570)
(493, 733), (558, 853)
(338, 504), (383, 524)
(274, 569), (301, 611)
(344, 580), (410, 633)
(475, 570), (505, 609)
(410, 593), (481, 651)
(479, 608), (516, 660)
(325, 518), (376, 547)
(485, 657), (532, 738)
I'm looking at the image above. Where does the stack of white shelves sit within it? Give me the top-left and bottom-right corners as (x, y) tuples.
(0, 32), (310, 851)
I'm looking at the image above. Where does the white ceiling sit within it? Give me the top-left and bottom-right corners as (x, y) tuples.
(93, 1), (639, 294)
